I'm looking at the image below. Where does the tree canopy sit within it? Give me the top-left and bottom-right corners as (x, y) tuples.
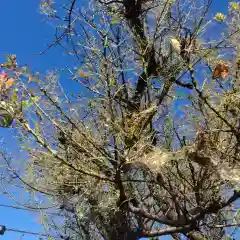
(1, 0), (240, 239)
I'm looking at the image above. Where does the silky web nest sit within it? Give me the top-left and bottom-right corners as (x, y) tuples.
(137, 145), (240, 185)
(136, 147), (185, 172)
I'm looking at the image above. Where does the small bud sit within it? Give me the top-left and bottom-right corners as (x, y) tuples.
(215, 13), (226, 22)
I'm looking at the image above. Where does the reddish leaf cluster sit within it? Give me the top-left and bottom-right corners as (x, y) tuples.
(213, 61), (229, 79)
(0, 72), (15, 90)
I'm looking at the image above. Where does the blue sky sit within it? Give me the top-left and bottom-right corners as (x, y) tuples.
(0, 1), (67, 239)
(0, 0), (234, 240)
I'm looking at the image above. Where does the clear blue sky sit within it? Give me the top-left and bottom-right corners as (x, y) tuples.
(0, 0), (234, 240)
(0, 1), (72, 239)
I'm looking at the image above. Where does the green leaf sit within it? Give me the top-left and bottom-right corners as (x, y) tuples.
(230, 2), (239, 10)
(10, 93), (18, 103)
(111, 16), (121, 25)
(21, 146), (31, 151)
(21, 66), (28, 73)
(110, 78), (115, 86)
(21, 96), (40, 109)
(32, 96), (41, 102)
(111, 20), (118, 25)
(21, 100), (34, 109)
(14, 88), (19, 93)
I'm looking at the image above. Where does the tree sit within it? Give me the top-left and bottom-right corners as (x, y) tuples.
(1, 0), (240, 239)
